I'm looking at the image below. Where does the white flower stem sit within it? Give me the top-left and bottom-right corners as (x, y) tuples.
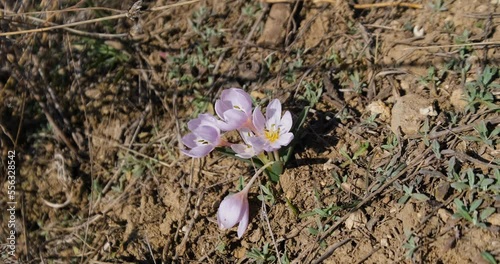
(243, 161), (275, 192)
(273, 150), (280, 162)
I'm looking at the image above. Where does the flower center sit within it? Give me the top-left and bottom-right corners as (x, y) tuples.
(264, 128), (280, 143)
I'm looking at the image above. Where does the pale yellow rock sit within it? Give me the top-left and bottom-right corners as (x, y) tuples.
(486, 213), (500, 226)
(450, 89), (468, 111)
(438, 208), (452, 223)
(391, 94), (435, 135)
(345, 210), (367, 230)
(367, 100), (391, 122)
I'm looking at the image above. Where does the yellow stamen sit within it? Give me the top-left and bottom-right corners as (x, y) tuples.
(264, 129), (280, 143)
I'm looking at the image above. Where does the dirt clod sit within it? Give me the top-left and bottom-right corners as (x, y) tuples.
(391, 94), (436, 135)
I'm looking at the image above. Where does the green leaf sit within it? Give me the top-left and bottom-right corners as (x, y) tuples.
(353, 142), (369, 160)
(480, 207), (496, 221)
(280, 106), (310, 165)
(467, 169), (476, 187)
(285, 197), (300, 217)
(454, 199), (472, 222)
(481, 251), (498, 264)
(480, 178), (494, 188)
(238, 176), (245, 191)
(313, 208), (329, 218)
(267, 161), (284, 183)
(292, 106), (310, 135)
(412, 193), (430, 201)
(398, 195), (410, 204)
(432, 140), (441, 159)
(469, 199), (483, 212)
(450, 182), (469, 191)
(491, 126), (500, 138)
(481, 66), (495, 85)
(308, 227), (319, 235)
(462, 136), (482, 142)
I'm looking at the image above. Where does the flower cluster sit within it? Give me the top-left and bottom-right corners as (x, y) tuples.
(181, 88), (294, 159)
(181, 88), (294, 239)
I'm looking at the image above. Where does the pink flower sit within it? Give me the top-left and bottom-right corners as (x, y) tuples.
(253, 99), (294, 151)
(186, 113), (219, 131)
(215, 88), (253, 131)
(231, 128), (266, 159)
(217, 189), (249, 238)
(181, 114), (221, 158)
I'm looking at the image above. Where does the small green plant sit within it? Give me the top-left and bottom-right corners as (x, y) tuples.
(464, 66), (499, 113)
(79, 38), (130, 70)
(403, 233), (419, 259)
(247, 243), (276, 264)
(257, 183), (276, 205)
(349, 70), (366, 94)
(450, 168), (496, 194)
(298, 81), (323, 107)
(326, 48), (341, 66)
(428, 0), (448, 12)
(447, 111), (459, 125)
(305, 219), (331, 248)
(284, 50), (304, 83)
(443, 20), (455, 34)
(190, 90), (211, 117)
(382, 134), (399, 151)
(395, 183), (430, 204)
(418, 66), (442, 88)
(339, 141), (369, 167)
(431, 139), (442, 159)
(215, 241), (226, 254)
(454, 30), (471, 45)
(371, 161), (406, 192)
(453, 198), (495, 228)
(263, 54), (274, 74)
(462, 121), (500, 147)
(90, 179), (103, 201)
(242, 3), (259, 17)
(420, 118), (431, 146)
(329, 171), (348, 191)
(300, 203), (343, 219)
(280, 247), (291, 264)
(335, 108), (354, 122)
(361, 113), (378, 128)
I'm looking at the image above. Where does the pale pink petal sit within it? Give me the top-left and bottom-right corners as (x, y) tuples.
(273, 132), (293, 147)
(217, 193), (246, 229)
(247, 136), (266, 153)
(181, 145), (214, 158)
(216, 89), (253, 128)
(181, 133), (198, 148)
(265, 99), (282, 128)
(188, 114), (218, 131)
(217, 110), (249, 131)
(231, 144), (255, 159)
(192, 125), (220, 144)
(279, 111), (293, 133)
(215, 99), (232, 119)
(237, 199), (250, 238)
(252, 106), (266, 132)
(227, 88), (253, 114)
